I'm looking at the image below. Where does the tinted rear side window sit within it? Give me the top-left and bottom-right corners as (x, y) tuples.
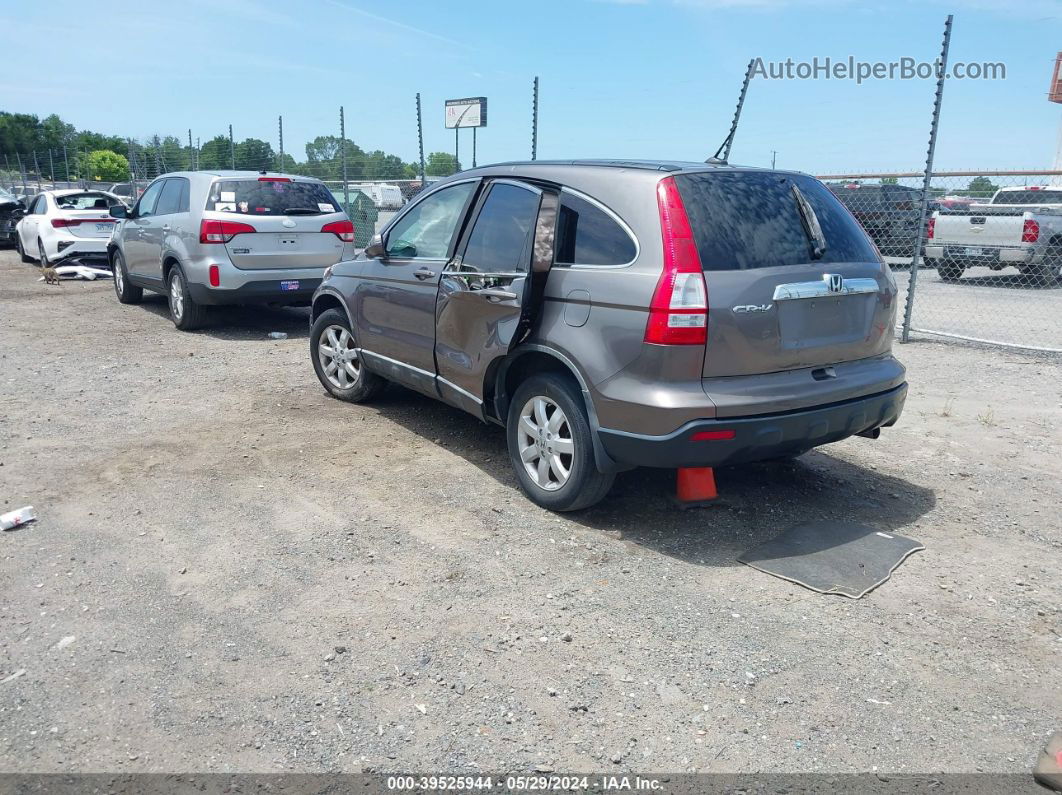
(205, 180), (339, 216)
(677, 172), (878, 270)
(993, 189), (1062, 204)
(555, 192), (635, 266)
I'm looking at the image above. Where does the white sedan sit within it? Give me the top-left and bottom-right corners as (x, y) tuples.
(14, 189), (124, 266)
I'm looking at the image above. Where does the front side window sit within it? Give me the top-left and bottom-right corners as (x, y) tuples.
(155, 179), (189, 215)
(386, 182), (476, 260)
(554, 191), (635, 266)
(206, 179), (338, 216)
(462, 183), (540, 273)
(136, 180), (166, 218)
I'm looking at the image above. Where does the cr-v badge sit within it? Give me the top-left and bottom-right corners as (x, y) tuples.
(733, 303), (773, 314)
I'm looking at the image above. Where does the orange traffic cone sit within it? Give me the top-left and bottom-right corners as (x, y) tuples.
(675, 467), (718, 508)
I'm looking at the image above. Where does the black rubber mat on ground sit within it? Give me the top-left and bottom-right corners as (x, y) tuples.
(738, 520), (924, 598)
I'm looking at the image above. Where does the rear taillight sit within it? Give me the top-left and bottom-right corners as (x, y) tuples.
(200, 219), (256, 244)
(644, 177), (707, 346)
(321, 219), (355, 243)
(1022, 219), (1039, 243)
(51, 218), (114, 228)
(926, 217), (935, 239)
(258, 176), (291, 183)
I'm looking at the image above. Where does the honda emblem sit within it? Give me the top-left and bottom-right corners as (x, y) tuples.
(825, 273), (843, 293)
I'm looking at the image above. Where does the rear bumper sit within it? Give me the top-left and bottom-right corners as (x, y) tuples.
(187, 278), (322, 306)
(597, 383), (907, 469)
(924, 244), (1037, 265)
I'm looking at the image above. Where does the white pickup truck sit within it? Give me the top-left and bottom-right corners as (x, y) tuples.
(925, 186), (1062, 284)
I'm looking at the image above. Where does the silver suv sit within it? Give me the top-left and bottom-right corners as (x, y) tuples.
(108, 171), (355, 330)
(309, 160), (908, 511)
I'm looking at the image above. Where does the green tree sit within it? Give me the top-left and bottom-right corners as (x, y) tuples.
(425, 151), (460, 177)
(80, 150), (129, 182)
(198, 135), (233, 170)
(967, 176), (998, 199)
(235, 138), (275, 171)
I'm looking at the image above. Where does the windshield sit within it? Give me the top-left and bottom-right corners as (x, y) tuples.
(992, 190), (1062, 205)
(206, 179), (339, 216)
(55, 192), (120, 210)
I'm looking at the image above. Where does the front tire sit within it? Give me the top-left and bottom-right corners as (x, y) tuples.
(168, 267), (207, 331)
(506, 373), (615, 512)
(37, 238), (48, 267)
(310, 308), (386, 403)
(112, 250), (143, 304)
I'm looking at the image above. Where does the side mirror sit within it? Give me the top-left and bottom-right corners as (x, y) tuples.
(109, 205), (128, 219)
(364, 233), (386, 259)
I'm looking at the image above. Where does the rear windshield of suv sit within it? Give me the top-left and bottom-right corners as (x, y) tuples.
(676, 171), (878, 270)
(205, 179), (339, 216)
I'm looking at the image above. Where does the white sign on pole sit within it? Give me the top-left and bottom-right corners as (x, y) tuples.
(445, 97), (488, 129)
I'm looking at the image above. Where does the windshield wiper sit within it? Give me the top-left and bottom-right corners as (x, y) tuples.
(792, 185), (827, 260)
(283, 207), (321, 215)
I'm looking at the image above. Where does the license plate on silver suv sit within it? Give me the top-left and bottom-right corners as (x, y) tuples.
(280, 280), (300, 291)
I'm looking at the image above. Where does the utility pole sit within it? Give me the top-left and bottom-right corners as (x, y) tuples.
(531, 76), (539, 161)
(901, 15), (953, 343)
(455, 127), (459, 172)
(472, 127), (477, 169)
(771, 150), (777, 169)
(229, 124), (235, 169)
(188, 129), (194, 171)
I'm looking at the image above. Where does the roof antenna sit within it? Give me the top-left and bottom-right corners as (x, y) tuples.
(709, 58), (755, 165)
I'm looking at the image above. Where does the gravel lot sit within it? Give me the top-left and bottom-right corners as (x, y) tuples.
(1, 248), (1059, 776)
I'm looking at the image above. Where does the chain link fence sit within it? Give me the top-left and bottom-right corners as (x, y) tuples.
(820, 170), (1062, 353)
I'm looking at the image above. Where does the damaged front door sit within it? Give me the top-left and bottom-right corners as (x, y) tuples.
(434, 180), (557, 417)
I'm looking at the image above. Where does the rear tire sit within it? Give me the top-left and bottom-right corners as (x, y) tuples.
(310, 308), (386, 403)
(112, 250), (143, 304)
(1034, 246), (1061, 286)
(37, 238), (48, 267)
(937, 258), (964, 282)
(15, 232), (31, 263)
(168, 266), (207, 331)
(506, 373), (615, 512)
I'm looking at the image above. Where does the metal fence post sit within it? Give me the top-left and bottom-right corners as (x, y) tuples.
(48, 149), (55, 182)
(455, 127), (459, 172)
(229, 125), (236, 170)
(340, 106), (349, 216)
(63, 145), (70, 182)
(32, 152), (42, 190)
(531, 76), (539, 161)
(16, 153), (27, 194)
(901, 15), (953, 343)
(278, 115), (284, 171)
(128, 139), (138, 198)
(416, 93), (426, 185)
(188, 129), (194, 171)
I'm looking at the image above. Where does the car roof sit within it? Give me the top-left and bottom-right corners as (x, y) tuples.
(160, 170), (320, 181)
(468, 158), (755, 174)
(49, 188), (120, 198)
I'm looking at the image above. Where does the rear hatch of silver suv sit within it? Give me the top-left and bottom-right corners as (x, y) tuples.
(203, 177), (354, 269)
(673, 170), (902, 416)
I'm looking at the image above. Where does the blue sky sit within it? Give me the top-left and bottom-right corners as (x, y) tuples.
(2, 0), (1060, 174)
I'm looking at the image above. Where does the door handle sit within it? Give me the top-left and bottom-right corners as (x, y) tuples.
(161, 225), (170, 232)
(476, 287), (518, 302)
(413, 267), (436, 280)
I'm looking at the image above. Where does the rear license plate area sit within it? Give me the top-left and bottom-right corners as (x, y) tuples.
(280, 280), (300, 291)
(778, 296), (871, 350)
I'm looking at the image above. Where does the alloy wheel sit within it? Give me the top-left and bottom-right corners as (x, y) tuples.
(318, 325), (361, 389)
(169, 274), (184, 321)
(517, 396), (575, 491)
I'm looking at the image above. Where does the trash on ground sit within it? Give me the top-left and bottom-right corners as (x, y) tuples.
(1, 669), (26, 684)
(53, 636), (76, 650)
(268, 332), (288, 340)
(1, 506), (37, 531)
(738, 520), (924, 599)
(36, 265), (113, 282)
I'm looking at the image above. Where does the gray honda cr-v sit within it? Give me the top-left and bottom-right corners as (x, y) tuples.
(309, 160), (907, 511)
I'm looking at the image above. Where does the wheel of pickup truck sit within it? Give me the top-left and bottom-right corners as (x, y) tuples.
(937, 258), (965, 282)
(1034, 244), (1062, 286)
(310, 308), (386, 403)
(506, 373), (615, 512)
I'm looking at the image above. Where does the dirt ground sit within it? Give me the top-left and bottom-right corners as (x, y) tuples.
(1, 248), (1059, 776)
